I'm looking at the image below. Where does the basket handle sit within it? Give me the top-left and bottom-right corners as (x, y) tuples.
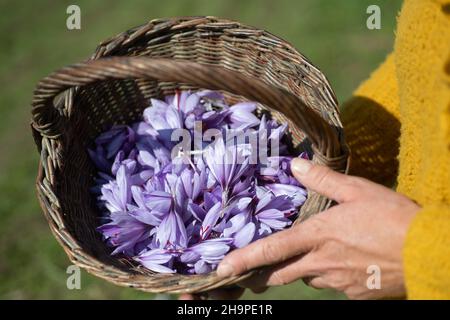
(31, 57), (346, 160)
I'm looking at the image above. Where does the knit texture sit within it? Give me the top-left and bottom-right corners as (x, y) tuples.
(341, 0), (450, 299)
(341, 53), (401, 187)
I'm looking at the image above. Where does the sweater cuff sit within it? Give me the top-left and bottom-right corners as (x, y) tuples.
(403, 205), (450, 299)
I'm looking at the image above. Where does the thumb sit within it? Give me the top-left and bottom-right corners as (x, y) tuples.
(291, 157), (355, 203)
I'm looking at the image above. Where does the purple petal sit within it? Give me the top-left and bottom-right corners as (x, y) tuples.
(201, 202), (222, 240)
(111, 151), (125, 175)
(194, 260), (213, 274)
(147, 191), (172, 213)
(144, 101), (169, 130)
(156, 211), (187, 248)
(203, 192), (220, 211)
(184, 92), (201, 114)
(228, 103), (260, 128)
(256, 209), (291, 230)
(136, 249), (175, 273)
(138, 248), (172, 264)
(230, 102), (257, 113)
(165, 106), (183, 129)
(188, 201), (207, 221)
(116, 165), (131, 209)
(129, 208), (162, 226)
(223, 212), (249, 237)
(106, 132), (127, 159)
(197, 90), (225, 101)
(265, 184), (307, 206)
(190, 238), (232, 258)
(138, 149), (158, 168)
(141, 262), (175, 273)
(269, 123), (288, 140)
(233, 222), (256, 248)
(180, 250), (200, 264)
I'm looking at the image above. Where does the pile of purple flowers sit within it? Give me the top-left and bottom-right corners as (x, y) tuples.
(89, 90), (308, 274)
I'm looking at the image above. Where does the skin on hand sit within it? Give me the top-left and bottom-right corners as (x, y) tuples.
(181, 158), (420, 300)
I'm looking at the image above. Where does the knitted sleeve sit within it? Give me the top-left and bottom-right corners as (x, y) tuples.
(403, 205), (450, 299)
(340, 53), (401, 187)
(397, 0), (450, 299)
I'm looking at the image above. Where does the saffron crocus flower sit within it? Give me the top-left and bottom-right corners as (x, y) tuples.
(204, 137), (254, 198)
(144, 99), (183, 131)
(180, 238), (233, 274)
(134, 248), (175, 273)
(88, 125), (136, 172)
(97, 211), (151, 256)
(156, 210), (188, 249)
(90, 89), (309, 274)
(254, 193), (296, 231)
(99, 125), (135, 158)
(264, 183), (307, 207)
(200, 202), (222, 240)
(223, 210), (256, 248)
(227, 102), (260, 129)
(100, 165), (132, 212)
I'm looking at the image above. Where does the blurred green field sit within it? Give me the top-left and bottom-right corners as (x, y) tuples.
(0, 0), (402, 299)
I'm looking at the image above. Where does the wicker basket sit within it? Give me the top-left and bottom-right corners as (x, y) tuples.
(31, 16), (349, 294)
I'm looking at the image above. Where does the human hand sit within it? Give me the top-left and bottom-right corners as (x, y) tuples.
(210, 158), (420, 299)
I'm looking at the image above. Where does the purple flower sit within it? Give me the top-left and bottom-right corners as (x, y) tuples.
(189, 238), (233, 263)
(146, 190), (173, 213)
(135, 249), (175, 273)
(156, 211), (188, 249)
(90, 89), (308, 274)
(254, 192), (296, 231)
(97, 211), (151, 255)
(200, 202), (222, 240)
(100, 165), (132, 212)
(88, 125), (136, 172)
(227, 102), (260, 129)
(264, 183), (307, 207)
(204, 137), (253, 195)
(180, 238), (233, 274)
(99, 126), (135, 158)
(144, 99), (183, 130)
(223, 210), (255, 248)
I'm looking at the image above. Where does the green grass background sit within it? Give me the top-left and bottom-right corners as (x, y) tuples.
(0, 0), (402, 299)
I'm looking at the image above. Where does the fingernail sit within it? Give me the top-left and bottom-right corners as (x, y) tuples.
(291, 158), (312, 175)
(217, 262), (234, 277)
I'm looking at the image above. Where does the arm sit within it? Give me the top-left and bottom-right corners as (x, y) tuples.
(403, 206), (450, 299)
(341, 53), (401, 187)
(395, 0), (450, 299)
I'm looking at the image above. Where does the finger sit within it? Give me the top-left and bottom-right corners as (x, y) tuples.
(264, 253), (322, 286)
(208, 287), (245, 300)
(217, 224), (316, 278)
(235, 253), (319, 288)
(304, 276), (329, 289)
(291, 158), (358, 203)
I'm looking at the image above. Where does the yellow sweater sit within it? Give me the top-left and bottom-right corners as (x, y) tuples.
(341, 0), (450, 299)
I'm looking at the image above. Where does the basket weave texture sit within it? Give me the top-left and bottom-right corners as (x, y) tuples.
(31, 16), (349, 293)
